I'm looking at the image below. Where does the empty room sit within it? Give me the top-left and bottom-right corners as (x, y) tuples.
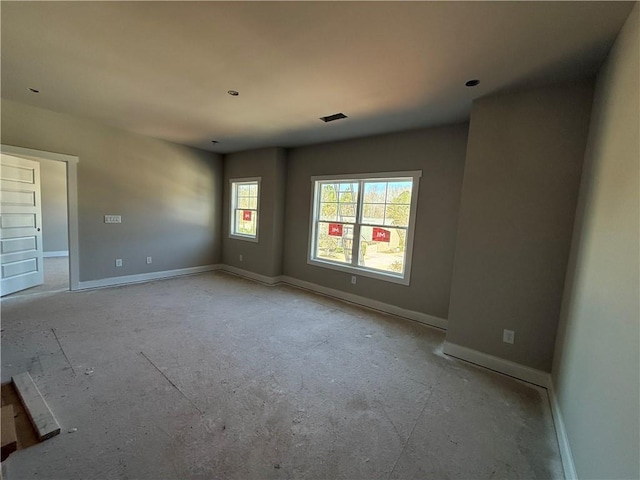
(0, 2), (638, 479)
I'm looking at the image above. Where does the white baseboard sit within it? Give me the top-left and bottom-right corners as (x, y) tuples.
(440, 341), (578, 477)
(214, 266), (447, 330)
(217, 265), (282, 285)
(280, 275), (447, 331)
(548, 382), (577, 480)
(75, 264), (219, 290)
(44, 251), (69, 258)
(442, 341), (550, 388)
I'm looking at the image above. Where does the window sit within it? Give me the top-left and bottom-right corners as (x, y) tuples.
(230, 178), (260, 241)
(309, 171), (421, 285)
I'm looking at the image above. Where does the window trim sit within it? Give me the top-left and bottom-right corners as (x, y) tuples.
(229, 177), (261, 242)
(307, 170), (422, 286)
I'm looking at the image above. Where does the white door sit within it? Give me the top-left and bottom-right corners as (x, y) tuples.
(0, 154), (44, 296)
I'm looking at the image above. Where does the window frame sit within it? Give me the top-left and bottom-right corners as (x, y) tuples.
(307, 171), (422, 285)
(229, 177), (261, 242)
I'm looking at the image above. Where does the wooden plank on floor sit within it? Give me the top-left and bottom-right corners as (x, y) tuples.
(11, 372), (60, 441)
(1, 405), (17, 461)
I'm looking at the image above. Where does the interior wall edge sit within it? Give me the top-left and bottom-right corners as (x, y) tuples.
(215, 264), (447, 331)
(445, 81), (596, 372)
(218, 264), (283, 286)
(74, 264), (220, 291)
(548, 382), (578, 480)
(442, 341), (550, 388)
(549, 4), (639, 478)
(442, 339), (576, 479)
(280, 275), (448, 331)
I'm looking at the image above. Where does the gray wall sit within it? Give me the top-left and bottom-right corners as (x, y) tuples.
(39, 158), (69, 253)
(222, 148), (286, 277)
(284, 124), (468, 319)
(552, 5), (639, 479)
(446, 82), (594, 371)
(1, 99), (223, 282)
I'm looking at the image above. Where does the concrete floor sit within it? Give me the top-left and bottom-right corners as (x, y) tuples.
(0, 271), (563, 479)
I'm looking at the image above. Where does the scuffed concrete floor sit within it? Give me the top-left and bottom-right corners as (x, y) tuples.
(0, 272), (563, 479)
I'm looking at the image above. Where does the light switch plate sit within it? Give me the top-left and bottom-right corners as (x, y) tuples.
(104, 215), (122, 224)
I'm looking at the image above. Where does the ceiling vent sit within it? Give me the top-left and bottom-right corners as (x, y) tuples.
(320, 113), (348, 123)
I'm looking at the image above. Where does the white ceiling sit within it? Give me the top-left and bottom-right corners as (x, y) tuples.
(1, 1), (634, 154)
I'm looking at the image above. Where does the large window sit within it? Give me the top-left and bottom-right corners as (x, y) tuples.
(230, 178), (260, 241)
(309, 171), (421, 284)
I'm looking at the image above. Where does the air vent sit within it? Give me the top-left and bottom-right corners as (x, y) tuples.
(320, 113), (348, 123)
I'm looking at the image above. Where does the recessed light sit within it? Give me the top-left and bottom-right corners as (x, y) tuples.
(320, 113), (348, 123)
(227, 90), (239, 96)
(465, 79), (480, 87)
(28, 88), (40, 93)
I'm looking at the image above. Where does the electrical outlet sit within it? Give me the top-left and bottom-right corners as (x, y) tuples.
(351, 276), (357, 285)
(503, 329), (515, 344)
(146, 256), (152, 264)
(115, 259), (123, 267)
(239, 254), (243, 262)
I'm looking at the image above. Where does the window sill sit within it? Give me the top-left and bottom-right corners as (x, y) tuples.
(307, 257), (410, 286)
(229, 234), (259, 243)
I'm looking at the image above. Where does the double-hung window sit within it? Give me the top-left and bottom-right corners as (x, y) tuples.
(230, 178), (260, 241)
(308, 171), (421, 285)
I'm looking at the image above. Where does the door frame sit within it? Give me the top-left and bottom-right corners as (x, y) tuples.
(1, 145), (80, 291)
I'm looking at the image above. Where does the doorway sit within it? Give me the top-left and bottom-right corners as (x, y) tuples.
(0, 145), (79, 296)
(35, 158), (69, 294)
